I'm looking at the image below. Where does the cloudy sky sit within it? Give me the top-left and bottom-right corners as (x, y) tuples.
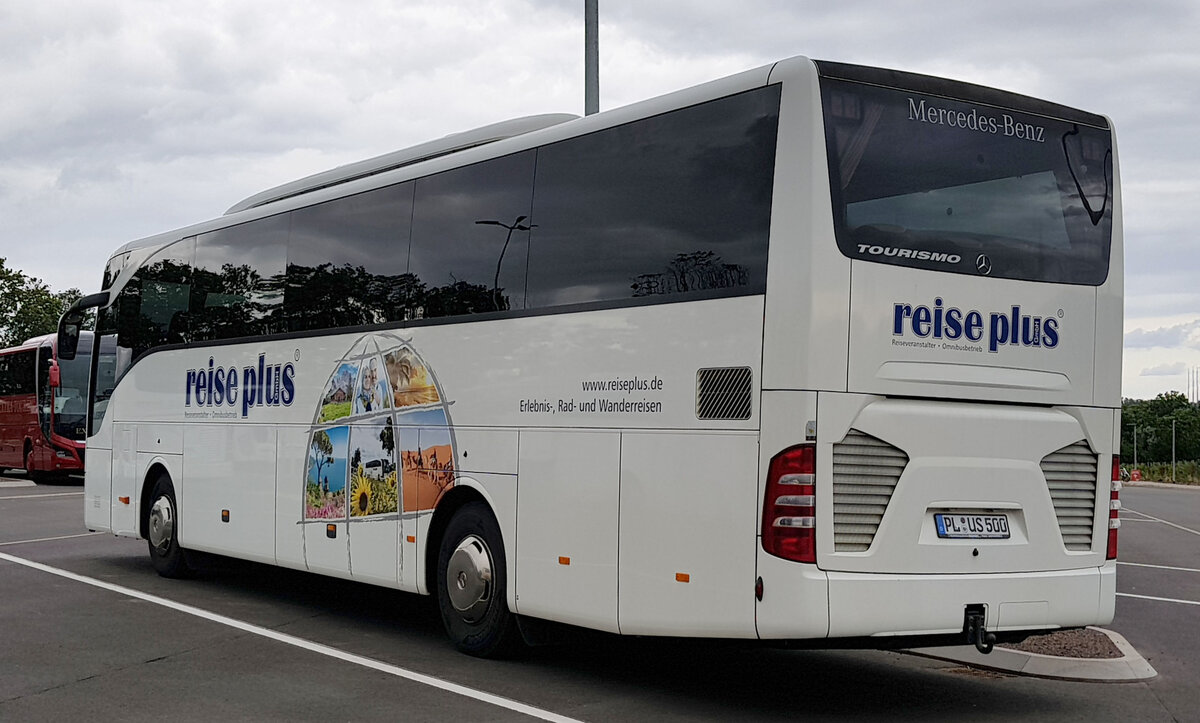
(1, 0), (1196, 399)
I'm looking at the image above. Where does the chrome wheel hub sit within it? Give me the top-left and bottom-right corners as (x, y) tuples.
(446, 534), (493, 623)
(148, 496), (175, 553)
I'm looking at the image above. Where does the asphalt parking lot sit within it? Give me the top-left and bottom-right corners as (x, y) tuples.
(1, 473), (1197, 721)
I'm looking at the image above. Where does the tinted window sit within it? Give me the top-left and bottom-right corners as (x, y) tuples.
(286, 183), (416, 331)
(194, 216), (288, 340)
(113, 239), (195, 362)
(821, 77), (1113, 284)
(102, 252), (130, 291)
(0, 350), (36, 396)
(409, 151), (536, 317)
(527, 86), (779, 308)
(108, 87), (781, 358)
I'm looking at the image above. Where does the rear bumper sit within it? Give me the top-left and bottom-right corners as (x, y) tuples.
(756, 554), (1115, 640)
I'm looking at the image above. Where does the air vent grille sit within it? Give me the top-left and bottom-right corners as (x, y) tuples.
(832, 430), (908, 552)
(1041, 440), (1099, 551)
(695, 367), (753, 420)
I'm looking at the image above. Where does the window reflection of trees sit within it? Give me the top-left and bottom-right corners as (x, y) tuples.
(632, 251), (749, 297)
(114, 85), (781, 350)
(286, 263), (503, 333)
(190, 262), (286, 341)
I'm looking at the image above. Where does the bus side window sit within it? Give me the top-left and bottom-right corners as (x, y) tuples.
(194, 218), (287, 340)
(409, 150), (536, 318)
(526, 85), (778, 309)
(285, 182), (415, 332)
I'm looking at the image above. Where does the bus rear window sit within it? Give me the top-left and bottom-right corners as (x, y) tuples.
(820, 76), (1113, 285)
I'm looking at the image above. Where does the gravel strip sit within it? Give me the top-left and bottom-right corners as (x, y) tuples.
(1001, 627), (1123, 659)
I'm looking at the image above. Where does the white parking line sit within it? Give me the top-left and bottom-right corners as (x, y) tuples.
(1117, 592), (1200, 607)
(1119, 561), (1200, 574)
(0, 492), (84, 500)
(1121, 507), (1200, 537)
(0, 550), (582, 723)
(0, 532), (104, 547)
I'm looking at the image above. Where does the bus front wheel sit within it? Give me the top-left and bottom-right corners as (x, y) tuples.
(435, 501), (521, 657)
(147, 475), (193, 578)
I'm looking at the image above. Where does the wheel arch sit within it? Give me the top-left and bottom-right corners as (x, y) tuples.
(138, 461), (174, 541)
(423, 482), (491, 596)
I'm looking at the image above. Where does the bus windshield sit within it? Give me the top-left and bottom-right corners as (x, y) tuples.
(54, 340), (91, 441)
(88, 332), (122, 436)
(821, 76), (1113, 285)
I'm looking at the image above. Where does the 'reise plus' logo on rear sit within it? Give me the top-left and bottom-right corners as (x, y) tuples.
(892, 298), (1060, 353)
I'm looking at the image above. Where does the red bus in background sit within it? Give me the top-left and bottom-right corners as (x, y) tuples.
(0, 332), (90, 479)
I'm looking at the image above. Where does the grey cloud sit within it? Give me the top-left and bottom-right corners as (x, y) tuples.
(1125, 319), (1200, 349)
(1141, 362), (1187, 377)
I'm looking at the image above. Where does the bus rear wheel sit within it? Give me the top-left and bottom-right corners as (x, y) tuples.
(147, 475), (193, 578)
(435, 501), (522, 657)
(23, 445), (46, 482)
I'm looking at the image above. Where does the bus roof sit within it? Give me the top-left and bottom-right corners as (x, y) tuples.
(224, 114), (579, 216)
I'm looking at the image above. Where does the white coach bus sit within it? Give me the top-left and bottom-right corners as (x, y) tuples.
(60, 56), (1121, 657)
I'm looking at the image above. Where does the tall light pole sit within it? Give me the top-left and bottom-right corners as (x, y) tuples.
(585, 0), (599, 115)
(476, 216), (534, 311)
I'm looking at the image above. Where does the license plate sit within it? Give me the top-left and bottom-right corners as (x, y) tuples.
(935, 513), (1010, 539)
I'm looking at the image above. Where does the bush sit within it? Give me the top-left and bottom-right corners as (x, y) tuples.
(1129, 460), (1200, 485)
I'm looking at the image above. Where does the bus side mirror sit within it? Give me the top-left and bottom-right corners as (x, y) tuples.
(58, 313), (83, 361)
(57, 291), (110, 361)
(49, 361), (61, 389)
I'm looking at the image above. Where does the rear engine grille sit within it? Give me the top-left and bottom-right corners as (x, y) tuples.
(832, 430), (908, 552)
(1041, 440), (1099, 551)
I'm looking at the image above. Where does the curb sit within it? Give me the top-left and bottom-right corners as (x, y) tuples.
(1124, 479), (1200, 490)
(903, 627), (1156, 682)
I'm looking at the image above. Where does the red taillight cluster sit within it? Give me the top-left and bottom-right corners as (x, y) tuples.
(1107, 454), (1121, 560)
(762, 444), (816, 563)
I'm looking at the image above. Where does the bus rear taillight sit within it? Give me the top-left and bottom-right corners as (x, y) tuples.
(1107, 455), (1121, 560)
(762, 444), (816, 563)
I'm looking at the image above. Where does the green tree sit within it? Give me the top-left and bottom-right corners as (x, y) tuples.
(0, 257), (82, 346)
(1122, 392), (1200, 464)
(310, 430), (334, 492)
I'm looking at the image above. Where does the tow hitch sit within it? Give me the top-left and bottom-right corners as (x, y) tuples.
(964, 605), (996, 654)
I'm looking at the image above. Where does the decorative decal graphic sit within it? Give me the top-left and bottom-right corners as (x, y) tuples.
(399, 408), (456, 513)
(353, 357), (391, 416)
(319, 362), (358, 423)
(304, 333), (455, 523)
(348, 416), (398, 517)
(385, 348), (441, 407)
(305, 426), (348, 519)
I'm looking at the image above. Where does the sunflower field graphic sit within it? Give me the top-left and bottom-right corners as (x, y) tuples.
(304, 333), (456, 522)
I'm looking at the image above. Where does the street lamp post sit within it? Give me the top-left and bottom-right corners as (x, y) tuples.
(475, 216), (534, 311)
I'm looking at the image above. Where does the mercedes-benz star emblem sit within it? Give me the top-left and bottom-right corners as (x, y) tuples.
(976, 254), (992, 275)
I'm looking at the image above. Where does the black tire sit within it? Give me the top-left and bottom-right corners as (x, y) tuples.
(24, 447), (46, 483)
(435, 501), (522, 657)
(146, 475), (193, 578)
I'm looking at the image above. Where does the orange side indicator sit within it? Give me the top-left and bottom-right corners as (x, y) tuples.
(118, 496), (130, 505)
(675, 573), (690, 583)
(558, 556), (571, 565)
(406, 535), (416, 543)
